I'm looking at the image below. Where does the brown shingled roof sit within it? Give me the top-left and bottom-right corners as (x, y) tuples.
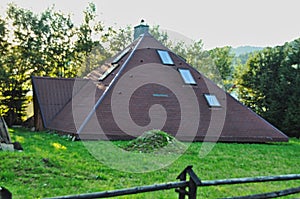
(32, 32), (288, 142)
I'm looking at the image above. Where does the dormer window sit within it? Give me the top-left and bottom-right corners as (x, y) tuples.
(204, 94), (221, 107)
(178, 68), (197, 85)
(157, 50), (174, 65)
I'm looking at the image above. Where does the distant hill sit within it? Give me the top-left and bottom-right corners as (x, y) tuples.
(232, 46), (264, 56)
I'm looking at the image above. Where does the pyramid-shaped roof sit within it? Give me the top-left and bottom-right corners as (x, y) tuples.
(32, 32), (288, 142)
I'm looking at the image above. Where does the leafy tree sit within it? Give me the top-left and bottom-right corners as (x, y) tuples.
(0, 45), (30, 125)
(1, 5), (38, 124)
(234, 52), (253, 65)
(75, 3), (108, 76)
(0, 4), (103, 125)
(106, 25), (132, 54)
(238, 39), (300, 137)
(239, 47), (284, 114)
(41, 8), (78, 77)
(0, 17), (9, 117)
(149, 25), (173, 49)
(209, 46), (234, 90)
(280, 39), (300, 136)
(5, 3), (82, 78)
(182, 40), (222, 86)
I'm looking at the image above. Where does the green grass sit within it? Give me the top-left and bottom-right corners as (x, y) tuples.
(1, 128), (300, 199)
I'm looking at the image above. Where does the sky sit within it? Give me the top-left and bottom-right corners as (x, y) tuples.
(1, 0), (300, 49)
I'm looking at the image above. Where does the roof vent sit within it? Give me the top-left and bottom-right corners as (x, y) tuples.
(133, 19), (149, 40)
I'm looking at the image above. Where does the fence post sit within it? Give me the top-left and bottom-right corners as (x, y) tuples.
(0, 187), (12, 199)
(186, 166), (201, 199)
(176, 166), (201, 199)
(176, 166), (188, 199)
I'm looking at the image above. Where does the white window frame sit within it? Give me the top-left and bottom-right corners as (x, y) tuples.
(178, 68), (197, 85)
(157, 50), (174, 65)
(204, 94), (221, 107)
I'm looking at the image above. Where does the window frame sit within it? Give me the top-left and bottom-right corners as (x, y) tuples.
(204, 94), (221, 107)
(178, 68), (197, 85)
(157, 50), (174, 65)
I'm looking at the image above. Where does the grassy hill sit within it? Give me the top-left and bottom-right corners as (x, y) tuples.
(1, 128), (300, 199)
(232, 46), (264, 56)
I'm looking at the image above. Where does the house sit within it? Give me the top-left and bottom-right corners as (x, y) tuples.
(31, 22), (288, 142)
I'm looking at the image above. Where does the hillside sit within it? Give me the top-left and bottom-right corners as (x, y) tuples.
(232, 46), (264, 56)
(1, 128), (300, 199)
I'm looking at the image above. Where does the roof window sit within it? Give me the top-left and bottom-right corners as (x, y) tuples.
(204, 94), (221, 107)
(157, 50), (174, 65)
(178, 68), (197, 85)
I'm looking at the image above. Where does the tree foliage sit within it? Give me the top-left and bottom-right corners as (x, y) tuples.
(0, 3), (109, 125)
(238, 40), (300, 137)
(209, 46), (234, 90)
(106, 26), (132, 54)
(75, 3), (110, 77)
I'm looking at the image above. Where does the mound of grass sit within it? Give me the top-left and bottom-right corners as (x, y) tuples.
(122, 130), (186, 154)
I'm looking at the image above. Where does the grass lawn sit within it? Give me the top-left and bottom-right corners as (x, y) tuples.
(1, 128), (299, 199)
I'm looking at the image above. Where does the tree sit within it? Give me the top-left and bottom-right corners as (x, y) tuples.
(0, 17), (9, 117)
(75, 3), (108, 76)
(0, 3), (114, 125)
(182, 40), (222, 86)
(106, 25), (132, 54)
(238, 39), (300, 137)
(0, 4), (81, 125)
(209, 46), (234, 90)
(42, 8), (78, 77)
(280, 39), (300, 136)
(149, 25), (173, 49)
(1, 5), (38, 124)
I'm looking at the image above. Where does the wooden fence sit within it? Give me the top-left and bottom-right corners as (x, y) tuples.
(41, 165), (300, 199)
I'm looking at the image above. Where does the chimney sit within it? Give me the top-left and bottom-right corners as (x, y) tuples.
(133, 19), (149, 40)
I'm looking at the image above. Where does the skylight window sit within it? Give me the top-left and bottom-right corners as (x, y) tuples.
(157, 50), (174, 65)
(111, 47), (130, 64)
(204, 94), (221, 107)
(178, 68), (197, 85)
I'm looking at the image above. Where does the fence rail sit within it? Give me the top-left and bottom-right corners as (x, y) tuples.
(221, 186), (300, 199)
(44, 181), (188, 199)
(41, 165), (300, 199)
(200, 174), (300, 186)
